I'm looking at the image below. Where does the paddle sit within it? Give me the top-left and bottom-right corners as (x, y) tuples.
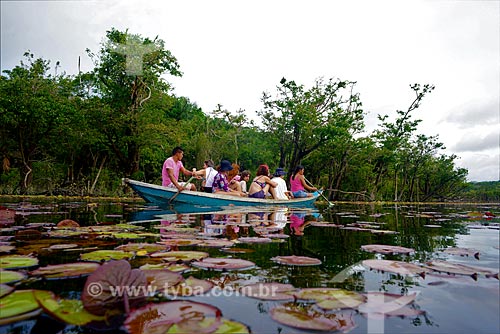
(304, 177), (334, 207)
(168, 176), (195, 204)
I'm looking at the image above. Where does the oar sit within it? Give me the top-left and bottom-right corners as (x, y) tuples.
(304, 177), (334, 207)
(168, 176), (195, 205)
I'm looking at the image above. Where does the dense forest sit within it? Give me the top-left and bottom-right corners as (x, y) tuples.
(1, 28), (498, 202)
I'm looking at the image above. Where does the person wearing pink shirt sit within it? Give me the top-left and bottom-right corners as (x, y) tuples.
(162, 146), (197, 191)
(290, 165), (317, 198)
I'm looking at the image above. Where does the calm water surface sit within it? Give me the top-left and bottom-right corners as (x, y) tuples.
(0, 200), (498, 334)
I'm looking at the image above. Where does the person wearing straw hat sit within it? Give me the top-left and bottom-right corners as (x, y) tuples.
(162, 146), (197, 191)
(271, 167), (293, 200)
(212, 160), (246, 196)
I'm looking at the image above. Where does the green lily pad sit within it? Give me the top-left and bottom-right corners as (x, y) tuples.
(0, 270), (26, 284)
(0, 255), (39, 269)
(139, 263), (190, 273)
(110, 232), (144, 240)
(0, 284), (14, 298)
(115, 243), (169, 254)
(167, 317), (250, 333)
(80, 250), (134, 262)
(293, 288), (366, 310)
(157, 239), (201, 247)
(34, 291), (105, 326)
(0, 290), (52, 325)
(240, 282), (296, 301)
(30, 262), (100, 280)
(150, 251), (209, 262)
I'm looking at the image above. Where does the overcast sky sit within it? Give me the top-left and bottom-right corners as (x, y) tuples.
(1, 0), (499, 181)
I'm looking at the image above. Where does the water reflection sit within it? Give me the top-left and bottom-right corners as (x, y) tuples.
(0, 200), (498, 334)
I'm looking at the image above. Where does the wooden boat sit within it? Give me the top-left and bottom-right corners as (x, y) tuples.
(123, 178), (320, 208)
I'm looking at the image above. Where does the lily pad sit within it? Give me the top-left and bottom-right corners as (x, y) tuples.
(198, 239), (235, 248)
(0, 270), (26, 284)
(441, 247), (480, 259)
(0, 255), (39, 269)
(293, 288), (366, 309)
(240, 282), (296, 301)
(0, 290), (52, 325)
(124, 300), (222, 334)
(57, 219), (80, 228)
(34, 291), (105, 326)
(422, 260), (498, 279)
(48, 243), (79, 250)
(82, 260), (147, 316)
(0, 284), (14, 298)
(270, 305), (354, 332)
(362, 259), (427, 277)
(191, 257), (255, 271)
(167, 317), (250, 334)
(361, 244), (415, 255)
(80, 250), (134, 262)
(30, 262), (100, 280)
(157, 239), (201, 247)
(164, 276), (214, 297)
(142, 270), (184, 293)
(150, 251), (209, 262)
(139, 263), (190, 273)
(0, 245), (16, 253)
(115, 243), (169, 254)
(219, 248), (255, 254)
(237, 237), (272, 244)
(271, 255), (322, 266)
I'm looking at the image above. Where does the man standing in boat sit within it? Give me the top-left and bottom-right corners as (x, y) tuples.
(162, 146), (197, 191)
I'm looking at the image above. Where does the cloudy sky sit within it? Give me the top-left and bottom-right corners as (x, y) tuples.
(1, 0), (499, 181)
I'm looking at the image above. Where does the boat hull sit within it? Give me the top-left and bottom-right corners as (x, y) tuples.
(123, 178), (320, 208)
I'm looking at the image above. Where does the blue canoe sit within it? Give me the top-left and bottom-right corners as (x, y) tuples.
(123, 178), (320, 208)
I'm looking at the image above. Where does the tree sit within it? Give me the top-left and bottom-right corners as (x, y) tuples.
(85, 28), (182, 177)
(0, 52), (72, 193)
(258, 77), (364, 177)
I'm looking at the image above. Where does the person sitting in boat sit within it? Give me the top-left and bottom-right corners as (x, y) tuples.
(239, 170), (251, 194)
(195, 159), (217, 193)
(248, 164), (278, 199)
(271, 168), (293, 200)
(162, 146), (197, 191)
(290, 165), (317, 198)
(212, 160), (246, 197)
(227, 163), (243, 192)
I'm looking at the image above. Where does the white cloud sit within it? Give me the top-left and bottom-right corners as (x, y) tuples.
(451, 129), (500, 152)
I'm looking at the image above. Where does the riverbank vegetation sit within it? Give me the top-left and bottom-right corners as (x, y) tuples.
(1, 28), (497, 202)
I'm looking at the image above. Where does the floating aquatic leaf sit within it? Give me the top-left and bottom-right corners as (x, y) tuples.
(57, 219), (80, 228)
(80, 250), (134, 262)
(197, 239), (235, 248)
(157, 239), (201, 247)
(167, 317), (250, 334)
(0, 290), (52, 325)
(237, 237), (272, 244)
(30, 262), (100, 280)
(293, 288), (365, 309)
(139, 263), (190, 273)
(124, 300), (222, 334)
(142, 269), (184, 293)
(0, 245), (15, 253)
(115, 243), (169, 254)
(219, 248), (255, 254)
(34, 291), (105, 325)
(165, 276), (214, 296)
(240, 282), (296, 301)
(0, 284), (14, 298)
(150, 251), (209, 262)
(48, 243), (79, 250)
(271, 255), (322, 266)
(423, 260), (498, 279)
(191, 257), (255, 271)
(110, 232), (144, 240)
(359, 292), (422, 318)
(441, 247), (480, 259)
(0, 270), (26, 284)
(362, 259), (427, 277)
(82, 260), (147, 316)
(270, 305), (353, 332)
(0, 255), (39, 269)
(361, 244), (415, 255)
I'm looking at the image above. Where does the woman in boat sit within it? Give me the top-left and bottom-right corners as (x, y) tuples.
(212, 160), (246, 197)
(239, 170), (251, 194)
(195, 159), (217, 193)
(247, 164), (277, 199)
(290, 165), (317, 198)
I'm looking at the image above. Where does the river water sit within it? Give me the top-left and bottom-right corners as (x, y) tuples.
(0, 200), (498, 334)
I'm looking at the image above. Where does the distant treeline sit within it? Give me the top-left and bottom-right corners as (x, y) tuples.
(2, 28), (491, 202)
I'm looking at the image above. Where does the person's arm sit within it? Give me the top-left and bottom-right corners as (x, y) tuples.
(300, 175), (317, 191)
(167, 168), (184, 191)
(180, 166), (195, 177)
(266, 177), (278, 188)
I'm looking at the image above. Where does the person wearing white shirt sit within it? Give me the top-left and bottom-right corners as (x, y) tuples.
(271, 168), (293, 200)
